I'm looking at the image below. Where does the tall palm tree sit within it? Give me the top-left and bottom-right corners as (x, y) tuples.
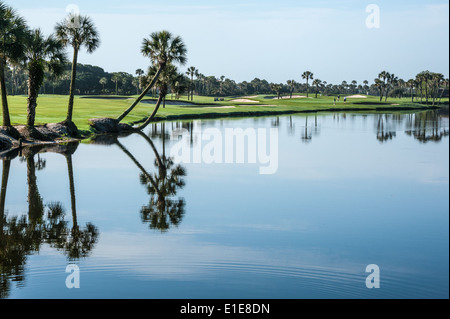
(116, 31), (187, 123)
(55, 13), (100, 127)
(0, 2), (28, 129)
(24, 29), (67, 128)
(302, 71), (313, 98)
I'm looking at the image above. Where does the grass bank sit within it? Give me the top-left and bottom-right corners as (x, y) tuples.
(5, 93), (447, 133)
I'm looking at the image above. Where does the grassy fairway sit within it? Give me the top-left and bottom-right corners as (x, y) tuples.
(5, 94), (447, 132)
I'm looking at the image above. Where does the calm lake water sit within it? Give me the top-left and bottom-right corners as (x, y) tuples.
(1, 110), (448, 299)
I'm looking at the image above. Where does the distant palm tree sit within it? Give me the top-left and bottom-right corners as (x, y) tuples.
(431, 73), (444, 106)
(407, 79), (416, 103)
(378, 71), (390, 101)
(99, 77), (108, 93)
(418, 71), (433, 105)
(312, 79), (322, 98)
(24, 29), (67, 128)
(0, 2), (28, 129)
(287, 80), (296, 98)
(55, 13), (100, 127)
(374, 78), (384, 99)
(116, 31), (187, 123)
(111, 72), (121, 95)
(186, 66), (196, 101)
(135, 68), (144, 93)
(302, 71), (314, 98)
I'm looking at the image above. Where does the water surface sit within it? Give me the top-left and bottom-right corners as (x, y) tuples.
(1, 110), (448, 299)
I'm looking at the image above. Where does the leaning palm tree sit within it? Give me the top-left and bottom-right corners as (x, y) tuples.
(135, 63), (180, 131)
(24, 29), (67, 128)
(55, 13), (100, 128)
(0, 2), (28, 129)
(116, 30), (187, 123)
(302, 71), (314, 98)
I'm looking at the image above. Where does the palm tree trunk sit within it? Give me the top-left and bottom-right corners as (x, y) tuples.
(67, 47), (79, 123)
(27, 70), (38, 128)
(66, 154), (78, 231)
(136, 93), (164, 131)
(26, 154), (44, 222)
(117, 64), (165, 123)
(115, 140), (160, 195)
(0, 159), (11, 227)
(0, 57), (11, 127)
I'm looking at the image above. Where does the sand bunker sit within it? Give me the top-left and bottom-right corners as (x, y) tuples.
(346, 95), (368, 99)
(286, 95), (308, 99)
(231, 99), (259, 103)
(266, 95), (308, 100)
(204, 106), (236, 109)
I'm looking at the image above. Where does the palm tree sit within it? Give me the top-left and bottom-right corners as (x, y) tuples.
(55, 13), (100, 128)
(431, 73), (444, 106)
(312, 79), (322, 98)
(363, 80), (369, 94)
(0, 2), (28, 129)
(374, 78), (384, 99)
(421, 71), (433, 105)
(378, 71), (390, 102)
(270, 83), (283, 99)
(116, 31), (187, 123)
(111, 72), (121, 95)
(302, 71), (313, 98)
(407, 79), (416, 103)
(99, 77), (107, 93)
(136, 63), (180, 130)
(24, 29), (67, 128)
(135, 68), (144, 93)
(287, 80), (296, 99)
(186, 66), (196, 101)
(384, 73), (397, 102)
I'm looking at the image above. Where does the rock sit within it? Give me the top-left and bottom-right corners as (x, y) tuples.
(0, 132), (14, 152)
(88, 118), (133, 133)
(44, 123), (72, 137)
(16, 125), (53, 141)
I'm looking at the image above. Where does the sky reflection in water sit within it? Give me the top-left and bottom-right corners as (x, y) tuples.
(1, 110), (448, 299)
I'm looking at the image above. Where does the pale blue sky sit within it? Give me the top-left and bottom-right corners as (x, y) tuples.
(10, 0), (450, 84)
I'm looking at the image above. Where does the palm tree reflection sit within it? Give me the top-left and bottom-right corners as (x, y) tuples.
(113, 131), (187, 233)
(138, 131), (186, 232)
(376, 114), (397, 143)
(405, 110), (449, 143)
(0, 144), (98, 298)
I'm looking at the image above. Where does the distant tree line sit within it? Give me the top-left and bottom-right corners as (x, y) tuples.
(4, 61), (449, 105)
(4, 63), (141, 96)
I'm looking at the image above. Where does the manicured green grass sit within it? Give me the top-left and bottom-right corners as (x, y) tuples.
(5, 93), (447, 132)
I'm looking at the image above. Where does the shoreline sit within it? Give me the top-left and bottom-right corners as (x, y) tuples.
(1, 104), (446, 156)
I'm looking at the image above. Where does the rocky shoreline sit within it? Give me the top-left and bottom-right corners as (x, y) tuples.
(0, 122), (82, 156)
